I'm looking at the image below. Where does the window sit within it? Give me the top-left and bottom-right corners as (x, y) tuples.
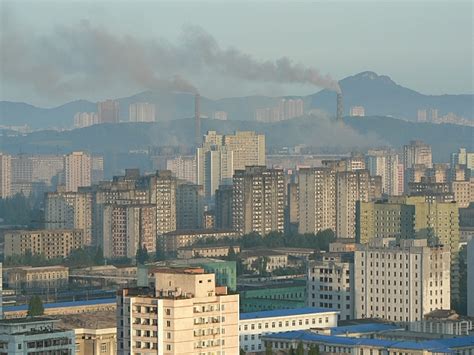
(100, 344), (108, 353)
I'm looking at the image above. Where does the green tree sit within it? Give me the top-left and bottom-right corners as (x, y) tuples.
(296, 341), (305, 355)
(308, 345), (320, 355)
(94, 246), (105, 265)
(289, 348), (296, 355)
(27, 295), (44, 317)
(265, 342), (273, 355)
(227, 246), (237, 260)
(136, 244), (149, 265)
(240, 348), (246, 355)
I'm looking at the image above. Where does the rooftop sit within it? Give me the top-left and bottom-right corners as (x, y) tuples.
(0, 317), (57, 325)
(240, 307), (337, 321)
(4, 298), (116, 313)
(330, 323), (402, 336)
(163, 229), (236, 236)
(263, 331), (474, 353)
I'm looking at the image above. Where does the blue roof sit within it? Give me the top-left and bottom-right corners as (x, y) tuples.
(4, 298), (116, 312)
(240, 307), (337, 320)
(331, 323), (401, 335)
(263, 330), (474, 353)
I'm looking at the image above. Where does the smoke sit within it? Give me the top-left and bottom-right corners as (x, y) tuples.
(1, 20), (340, 102)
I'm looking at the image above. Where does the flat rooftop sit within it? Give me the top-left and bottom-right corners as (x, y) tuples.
(240, 307), (337, 321)
(263, 331), (474, 352)
(54, 311), (116, 330)
(4, 298), (116, 313)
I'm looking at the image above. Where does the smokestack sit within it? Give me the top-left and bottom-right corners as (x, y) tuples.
(195, 93), (201, 146)
(336, 92), (343, 121)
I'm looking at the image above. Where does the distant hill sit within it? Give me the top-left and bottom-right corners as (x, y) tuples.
(308, 71), (474, 121)
(1, 116), (471, 164)
(1, 71), (472, 129)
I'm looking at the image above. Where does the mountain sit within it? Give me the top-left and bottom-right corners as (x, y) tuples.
(307, 71), (473, 120)
(1, 71), (472, 129)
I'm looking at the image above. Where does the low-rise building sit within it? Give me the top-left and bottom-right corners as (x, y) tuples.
(240, 250), (289, 274)
(307, 252), (354, 321)
(239, 307), (338, 353)
(4, 229), (84, 259)
(177, 245), (240, 259)
(3, 265), (69, 290)
(158, 229), (238, 253)
(262, 329), (474, 355)
(0, 317), (75, 354)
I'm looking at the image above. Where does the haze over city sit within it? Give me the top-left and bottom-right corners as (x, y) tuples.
(0, 1), (473, 355)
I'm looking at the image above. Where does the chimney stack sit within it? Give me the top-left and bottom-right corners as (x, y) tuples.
(336, 93), (343, 121)
(195, 93), (201, 146)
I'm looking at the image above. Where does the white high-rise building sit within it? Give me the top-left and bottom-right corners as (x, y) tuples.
(366, 150), (401, 196)
(74, 112), (99, 128)
(0, 153), (12, 199)
(403, 140), (433, 169)
(117, 269), (240, 355)
(166, 156), (197, 184)
(298, 167), (336, 234)
(64, 152), (92, 192)
(129, 102), (156, 122)
(355, 238), (451, 323)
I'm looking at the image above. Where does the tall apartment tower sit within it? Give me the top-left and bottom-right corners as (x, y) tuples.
(196, 131), (233, 198)
(0, 153), (12, 199)
(298, 168), (336, 234)
(366, 150), (401, 196)
(64, 151), (92, 192)
(468, 238), (474, 317)
(45, 190), (94, 245)
(129, 102), (156, 122)
(336, 170), (371, 239)
(98, 99), (120, 124)
(102, 203), (156, 259)
(117, 269), (240, 355)
(176, 182), (204, 230)
(403, 140), (433, 170)
(355, 238), (451, 323)
(149, 170), (177, 235)
(223, 131), (265, 170)
(215, 185), (233, 230)
(232, 166), (285, 236)
(166, 156), (197, 184)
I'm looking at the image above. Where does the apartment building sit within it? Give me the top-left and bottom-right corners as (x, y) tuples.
(102, 203), (157, 259)
(354, 238), (451, 322)
(64, 151), (92, 192)
(3, 265), (69, 290)
(4, 229), (84, 259)
(232, 166), (285, 236)
(149, 170), (177, 235)
(403, 140), (433, 169)
(176, 182), (204, 230)
(366, 149), (401, 196)
(239, 308), (338, 353)
(45, 189), (94, 245)
(0, 153), (12, 198)
(117, 268), (239, 355)
(158, 229), (238, 253)
(307, 252), (354, 320)
(298, 167), (336, 234)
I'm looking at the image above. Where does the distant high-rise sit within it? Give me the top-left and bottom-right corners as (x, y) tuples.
(403, 140), (433, 170)
(223, 131), (265, 171)
(149, 170), (177, 235)
(45, 190), (94, 245)
(129, 102), (156, 122)
(350, 106), (365, 117)
(232, 166), (285, 236)
(213, 111), (228, 120)
(468, 238), (474, 317)
(0, 153), (12, 199)
(215, 185), (233, 230)
(64, 152), (91, 192)
(176, 182), (204, 230)
(366, 149), (401, 196)
(98, 99), (119, 124)
(195, 93), (201, 146)
(74, 112), (99, 128)
(166, 156), (197, 184)
(298, 167), (336, 234)
(102, 203), (156, 259)
(417, 109), (427, 122)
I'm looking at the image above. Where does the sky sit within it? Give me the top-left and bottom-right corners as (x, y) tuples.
(0, 0), (472, 107)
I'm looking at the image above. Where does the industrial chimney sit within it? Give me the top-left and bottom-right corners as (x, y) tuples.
(336, 92), (343, 121)
(195, 93), (201, 146)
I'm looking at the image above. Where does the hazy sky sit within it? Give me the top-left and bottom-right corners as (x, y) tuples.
(1, 0), (472, 106)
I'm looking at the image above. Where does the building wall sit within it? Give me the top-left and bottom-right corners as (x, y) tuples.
(468, 238), (474, 317)
(0, 153), (12, 198)
(239, 310), (338, 353)
(176, 183), (204, 230)
(75, 328), (117, 355)
(354, 238), (451, 322)
(64, 152), (91, 192)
